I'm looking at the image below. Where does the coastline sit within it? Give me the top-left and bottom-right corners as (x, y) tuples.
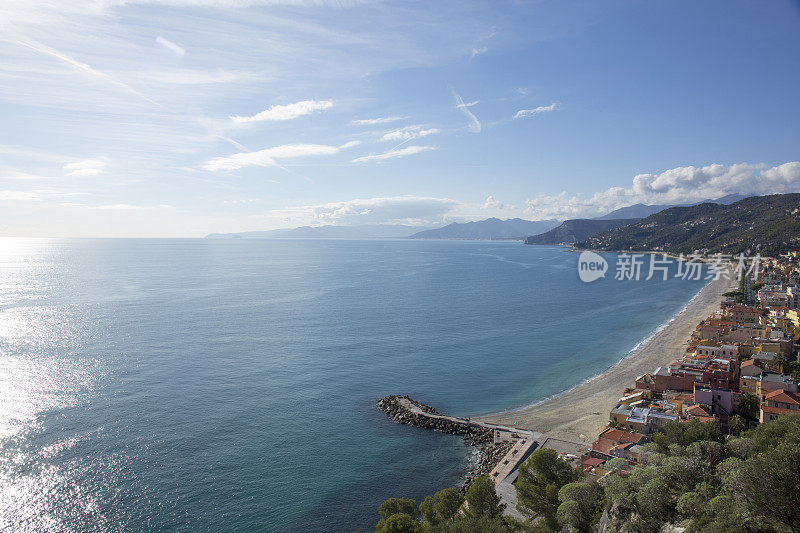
(476, 273), (735, 444)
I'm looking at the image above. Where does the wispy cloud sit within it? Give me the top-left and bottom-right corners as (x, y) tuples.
(230, 100), (333, 123)
(453, 90), (481, 133)
(351, 116), (406, 126)
(0, 190), (40, 201)
(205, 142), (353, 171)
(94, 204), (171, 210)
(380, 125), (438, 142)
(11, 38), (154, 103)
(352, 145), (435, 163)
(470, 46), (487, 59)
(138, 69), (254, 85)
(155, 36), (186, 57)
(514, 102), (560, 119)
(64, 159), (107, 176)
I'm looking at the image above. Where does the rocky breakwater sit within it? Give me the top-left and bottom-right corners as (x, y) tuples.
(378, 395), (514, 491)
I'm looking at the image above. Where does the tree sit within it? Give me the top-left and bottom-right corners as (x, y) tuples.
(636, 477), (672, 524)
(731, 441), (800, 530)
(652, 419), (721, 452)
(378, 498), (419, 521)
(604, 457), (628, 472)
(745, 411), (800, 452)
(444, 515), (515, 533)
(435, 488), (464, 523)
(515, 448), (582, 530)
(419, 496), (439, 527)
(419, 488), (464, 526)
(464, 475), (505, 519)
(775, 352), (787, 373)
(738, 392), (759, 421)
(729, 414), (746, 436)
(556, 482), (605, 532)
(375, 513), (422, 533)
(676, 490), (706, 518)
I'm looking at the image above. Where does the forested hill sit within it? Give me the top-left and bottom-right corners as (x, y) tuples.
(578, 193), (800, 255)
(524, 218), (640, 245)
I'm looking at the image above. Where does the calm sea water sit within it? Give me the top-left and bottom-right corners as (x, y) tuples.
(0, 239), (708, 532)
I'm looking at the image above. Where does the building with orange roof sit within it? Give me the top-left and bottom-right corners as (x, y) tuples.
(724, 304), (762, 324)
(760, 389), (800, 423)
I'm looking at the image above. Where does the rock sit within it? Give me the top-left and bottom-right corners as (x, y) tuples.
(378, 395), (516, 492)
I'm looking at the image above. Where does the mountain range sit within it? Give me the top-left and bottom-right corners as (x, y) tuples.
(407, 218), (559, 240)
(205, 194), (753, 242)
(595, 194), (749, 220)
(578, 193), (800, 255)
(524, 219), (641, 245)
(205, 224), (427, 240)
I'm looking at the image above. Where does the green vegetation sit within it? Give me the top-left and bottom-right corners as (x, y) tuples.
(578, 193), (800, 255)
(374, 478), (519, 533)
(722, 290), (744, 303)
(524, 218), (639, 245)
(373, 415), (800, 532)
(515, 448), (584, 530)
(738, 392), (760, 422)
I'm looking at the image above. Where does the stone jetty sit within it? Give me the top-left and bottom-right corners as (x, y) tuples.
(378, 395), (517, 490)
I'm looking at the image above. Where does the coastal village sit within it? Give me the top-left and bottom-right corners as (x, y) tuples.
(378, 253), (800, 529)
(579, 254), (800, 478)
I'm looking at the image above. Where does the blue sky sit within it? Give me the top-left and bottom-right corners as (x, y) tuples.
(1, 0), (799, 237)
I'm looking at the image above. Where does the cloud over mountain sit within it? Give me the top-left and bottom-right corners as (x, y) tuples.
(269, 195), (459, 225)
(524, 162), (800, 219)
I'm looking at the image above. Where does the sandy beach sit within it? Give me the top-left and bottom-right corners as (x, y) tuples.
(477, 274), (735, 445)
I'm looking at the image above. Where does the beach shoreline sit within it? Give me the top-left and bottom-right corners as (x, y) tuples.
(476, 273), (735, 445)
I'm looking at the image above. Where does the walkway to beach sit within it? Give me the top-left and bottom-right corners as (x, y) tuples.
(396, 398), (544, 518)
(397, 397), (540, 438)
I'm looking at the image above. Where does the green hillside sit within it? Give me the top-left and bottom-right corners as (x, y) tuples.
(578, 193), (800, 255)
(525, 218), (640, 245)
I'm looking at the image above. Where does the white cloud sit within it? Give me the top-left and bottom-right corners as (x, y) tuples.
(138, 69), (254, 85)
(0, 190), (40, 201)
(0, 169), (54, 180)
(351, 116), (406, 126)
(514, 102), (560, 119)
(351, 145), (434, 163)
(12, 38), (154, 103)
(470, 46), (487, 59)
(204, 142), (352, 171)
(155, 36), (186, 57)
(483, 195), (503, 209)
(380, 125), (438, 142)
(453, 90), (481, 133)
(94, 204), (172, 210)
(270, 195), (459, 225)
(63, 159), (107, 176)
(523, 161), (800, 220)
(230, 100), (333, 123)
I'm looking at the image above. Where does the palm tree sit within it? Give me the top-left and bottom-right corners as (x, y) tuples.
(739, 392), (760, 421)
(730, 415), (746, 436)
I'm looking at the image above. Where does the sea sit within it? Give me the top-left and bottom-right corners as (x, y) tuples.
(0, 238), (709, 532)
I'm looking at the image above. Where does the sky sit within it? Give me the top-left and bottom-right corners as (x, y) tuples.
(1, 0), (800, 237)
